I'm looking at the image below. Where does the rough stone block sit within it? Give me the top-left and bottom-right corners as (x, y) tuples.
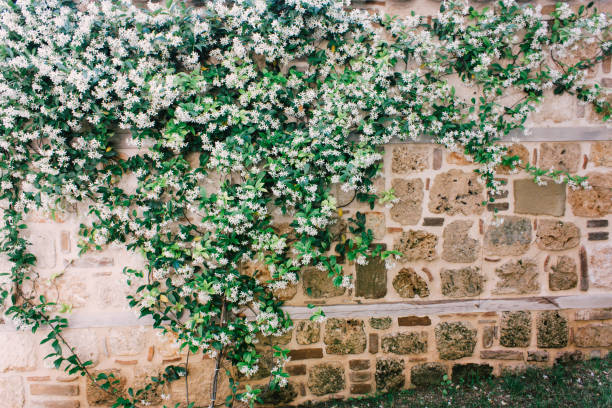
(296, 321), (320, 345)
(574, 324), (612, 347)
(429, 170), (484, 215)
(441, 220), (480, 263)
(302, 267), (345, 298)
(393, 230), (437, 262)
(369, 317), (392, 330)
(27, 231), (56, 269)
(355, 244), (387, 299)
(548, 256), (578, 291)
(527, 350), (549, 362)
(539, 142), (581, 172)
(537, 311), (568, 348)
(375, 358), (404, 392)
(435, 322), (477, 360)
(391, 145), (429, 174)
(588, 243), (612, 289)
(381, 332), (427, 355)
(451, 363), (493, 382)
(536, 220), (580, 250)
(484, 216), (532, 256)
(349, 359), (370, 371)
(106, 328), (146, 356)
(514, 179), (566, 216)
(0, 377), (24, 408)
(389, 178), (424, 225)
(589, 141), (612, 167)
(258, 329), (292, 346)
(482, 326), (496, 349)
(493, 259), (539, 295)
(568, 172), (612, 217)
(324, 319), (366, 355)
(410, 363), (446, 387)
(392, 268), (429, 298)
(0, 333), (37, 372)
(500, 311), (531, 347)
(440, 267), (484, 298)
(307, 363), (345, 396)
(555, 350), (583, 365)
(497, 144), (530, 174)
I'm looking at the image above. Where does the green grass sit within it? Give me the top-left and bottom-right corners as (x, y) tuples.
(298, 354), (612, 408)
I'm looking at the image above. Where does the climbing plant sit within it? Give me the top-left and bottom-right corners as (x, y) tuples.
(0, 0), (610, 406)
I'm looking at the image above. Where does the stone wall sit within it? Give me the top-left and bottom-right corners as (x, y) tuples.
(2, 1), (612, 407)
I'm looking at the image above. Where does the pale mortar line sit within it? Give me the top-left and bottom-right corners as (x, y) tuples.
(2, 294), (612, 331)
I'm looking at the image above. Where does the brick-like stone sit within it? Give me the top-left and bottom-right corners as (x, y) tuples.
(589, 243), (612, 289)
(575, 309), (612, 321)
(296, 321), (320, 345)
(381, 332), (427, 354)
(302, 267), (345, 298)
(548, 256), (578, 291)
(0, 377), (24, 408)
(429, 170), (484, 215)
(539, 142), (581, 172)
(423, 217), (444, 227)
(392, 267), (430, 298)
(574, 324), (612, 347)
(568, 172), (612, 217)
(500, 311), (531, 347)
(349, 383), (372, 394)
(527, 350), (549, 362)
(60, 231), (71, 253)
(369, 333), (379, 354)
(349, 359), (370, 371)
(441, 220), (480, 263)
(398, 316), (431, 327)
(308, 363), (345, 396)
(324, 319), (366, 354)
(394, 230), (437, 262)
(0, 333), (37, 372)
(482, 326), (496, 349)
(30, 384), (79, 396)
(411, 363), (446, 387)
(487, 202), (509, 212)
(513, 179), (566, 216)
(580, 246), (589, 291)
(70, 256), (114, 268)
(589, 141), (612, 167)
(389, 178), (424, 225)
(440, 266), (484, 298)
(588, 232), (609, 241)
(432, 148), (443, 170)
(355, 244), (387, 299)
(493, 259), (539, 295)
(286, 365), (307, 376)
(349, 371), (371, 383)
(289, 348), (324, 360)
(484, 216), (532, 256)
(369, 317), (392, 330)
(480, 350), (523, 360)
(537, 311), (568, 348)
(435, 322), (477, 360)
(536, 220), (580, 251)
(587, 219), (608, 228)
(30, 402), (80, 408)
(375, 358), (404, 392)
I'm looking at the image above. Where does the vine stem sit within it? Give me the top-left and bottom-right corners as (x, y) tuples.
(209, 299), (226, 408)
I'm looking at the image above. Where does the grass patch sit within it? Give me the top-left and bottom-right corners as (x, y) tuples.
(298, 353), (612, 408)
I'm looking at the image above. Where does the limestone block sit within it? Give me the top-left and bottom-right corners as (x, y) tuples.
(302, 267), (345, 298)
(440, 267), (485, 298)
(106, 327), (146, 356)
(539, 142), (581, 172)
(435, 322), (477, 360)
(355, 244), (387, 299)
(493, 259), (540, 295)
(484, 216), (532, 256)
(323, 318), (366, 355)
(389, 178), (424, 225)
(574, 324), (612, 347)
(590, 141), (612, 167)
(441, 220), (480, 263)
(392, 268), (429, 298)
(429, 170), (484, 215)
(394, 230), (437, 262)
(536, 220), (580, 251)
(513, 179), (566, 216)
(391, 145), (430, 174)
(500, 311), (531, 348)
(296, 321), (320, 345)
(588, 243), (612, 289)
(307, 363), (345, 396)
(0, 376), (24, 408)
(548, 256), (578, 291)
(0, 333), (37, 372)
(568, 172), (612, 217)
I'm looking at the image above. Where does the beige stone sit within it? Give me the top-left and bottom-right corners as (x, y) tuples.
(391, 145), (429, 174)
(548, 256), (578, 291)
(494, 259), (539, 295)
(440, 267), (484, 298)
(435, 322), (477, 360)
(441, 220), (480, 263)
(394, 230), (437, 262)
(308, 363), (345, 396)
(381, 332), (427, 355)
(497, 144), (530, 174)
(574, 324), (612, 347)
(484, 216), (532, 256)
(513, 179), (566, 216)
(87, 369), (126, 405)
(429, 170), (484, 215)
(568, 172), (612, 217)
(389, 178), (424, 225)
(296, 321), (320, 345)
(589, 243), (612, 289)
(536, 220), (580, 251)
(392, 268), (429, 298)
(302, 267), (345, 298)
(0, 333), (37, 372)
(590, 141), (612, 167)
(365, 212), (386, 239)
(539, 142), (581, 172)
(324, 318), (366, 354)
(107, 327), (146, 356)
(0, 376), (24, 408)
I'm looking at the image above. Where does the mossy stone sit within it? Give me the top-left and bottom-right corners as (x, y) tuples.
(381, 332), (427, 354)
(435, 322), (477, 360)
(500, 311), (531, 347)
(410, 363), (447, 387)
(537, 311), (568, 348)
(375, 358), (405, 392)
(370, 317), (392, 330)
(308, 363), (345, 396)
